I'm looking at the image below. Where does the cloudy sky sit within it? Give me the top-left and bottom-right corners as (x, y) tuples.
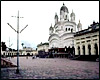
(1, 1), (99, 50)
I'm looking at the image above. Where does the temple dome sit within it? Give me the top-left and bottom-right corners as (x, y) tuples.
(60, 3), (69, 13)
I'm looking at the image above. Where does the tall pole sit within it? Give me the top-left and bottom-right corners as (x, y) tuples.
(16, 11), (19, 73)
(7, 10), (28, 74)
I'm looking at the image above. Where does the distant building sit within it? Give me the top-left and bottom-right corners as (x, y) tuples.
(1, 44), (37, 57)
(20, 47), (38, 56)
(37, 42), (49, 58)
(74, 22), (99, 60)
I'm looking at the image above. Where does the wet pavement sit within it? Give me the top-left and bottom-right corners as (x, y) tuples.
(1, 57), (99, 79)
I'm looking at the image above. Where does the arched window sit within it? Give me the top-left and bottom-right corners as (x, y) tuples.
(66, 15), (67, 19)
(66, 28), (67, 31)
(78, 46), (80, 55)
(82, 45), (85, 55)
(71, 29), (73, 32)
(94, 43), (98, 55)
(88, 44), (91, 55)
(68, 28), (70, 31)
(3, 53), (5, 55)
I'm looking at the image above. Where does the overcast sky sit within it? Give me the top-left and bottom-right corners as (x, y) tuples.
(1, 1), (99, 50)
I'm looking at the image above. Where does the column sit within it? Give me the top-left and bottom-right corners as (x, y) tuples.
(91, 43), (95, 55)
(85, 44), (88, 55)
(80, 44), (83, 55)
(75, 46), (78, 55)
(97, 43), (99, 55)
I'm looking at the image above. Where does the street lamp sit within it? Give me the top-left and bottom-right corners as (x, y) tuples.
(7, 11), (28, 74)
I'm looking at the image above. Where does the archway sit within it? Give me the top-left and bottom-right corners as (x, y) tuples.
(27, 53), (30, 56)
(78, 46), (80, 55)
(88, 44), (91, 55)
(83, 45), (85, 55)
(94, 43), (98, 55)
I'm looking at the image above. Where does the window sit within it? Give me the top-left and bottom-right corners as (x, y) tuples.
(71, 29), (73, 32)
(66, 15), (67, 19)
(81, 38), (85, 40)
(76, 42), (80, 44)
(92, 35), (97, 37)
(81, 41), (85, 43)
(3, 53), (5, 55)
(68, 28), (70, 31)
(87, 40), (91, 42)
(93, 39), (97, 41)
(66, 28), (67, 31)
(76, 39), (80, 40)
(86, 36), (90, 38)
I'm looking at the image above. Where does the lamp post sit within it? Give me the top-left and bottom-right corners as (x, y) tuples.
(7, 11), (28, 74)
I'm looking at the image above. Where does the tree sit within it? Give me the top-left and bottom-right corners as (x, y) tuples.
(1, 42), (7, 51)
(21, 43), (24, 48)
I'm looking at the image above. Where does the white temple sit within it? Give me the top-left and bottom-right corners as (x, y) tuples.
(48, 3), (82, 49)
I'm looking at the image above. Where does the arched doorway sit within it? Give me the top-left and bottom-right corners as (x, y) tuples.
(72, 46), (75, 55)
(88, 44), (91, 55)
(78, 46), (80, 55)
(27, 53), (30, 56)
(94, 43), (98, 55)
(83, 45), (85, 55)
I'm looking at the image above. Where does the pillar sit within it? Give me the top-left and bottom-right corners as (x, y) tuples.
(75, 46), (78, 55)
(91, 43), (95, 55)
(80, 44), (83, 55)
(97, 43), (99, 55)
(85, 44), (88, 55)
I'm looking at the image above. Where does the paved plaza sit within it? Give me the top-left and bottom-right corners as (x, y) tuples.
(1, 57), (99, 79)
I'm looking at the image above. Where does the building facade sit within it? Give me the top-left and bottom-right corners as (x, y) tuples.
(37, 42), (49, 58)
(20, 47), (38, 56)
(74, 22), (99, 60)
(1, 46), (37, 57)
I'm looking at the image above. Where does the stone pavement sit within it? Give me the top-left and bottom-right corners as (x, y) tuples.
(1, 57), (99, 79)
